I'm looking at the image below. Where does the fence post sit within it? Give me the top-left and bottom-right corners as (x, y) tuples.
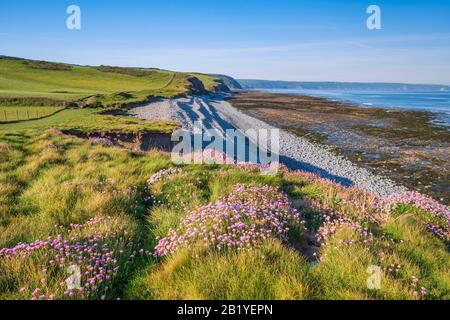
(27, 109), (30, 120)
(16, 109), (19, 120)
(3, 110), (6, 121)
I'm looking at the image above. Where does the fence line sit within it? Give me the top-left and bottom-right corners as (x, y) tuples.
(0, 107), (64, 122)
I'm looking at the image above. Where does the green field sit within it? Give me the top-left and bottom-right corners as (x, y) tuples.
(0, 57), (223, 108)
(0, 58), (171, 99)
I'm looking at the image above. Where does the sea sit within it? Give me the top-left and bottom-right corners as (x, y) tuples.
(258, 88), (450, 128)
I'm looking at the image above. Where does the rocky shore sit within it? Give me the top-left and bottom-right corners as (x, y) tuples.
(229, 91), (449, 204)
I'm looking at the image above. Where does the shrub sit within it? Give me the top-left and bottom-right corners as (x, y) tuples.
(23, 60), (72, 71)
(96, 66), (158, 77)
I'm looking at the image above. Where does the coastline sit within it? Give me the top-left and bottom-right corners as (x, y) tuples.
(228, 90), (450, 205)
(253, 87), (450, 127)
(130, 94), (406, 197)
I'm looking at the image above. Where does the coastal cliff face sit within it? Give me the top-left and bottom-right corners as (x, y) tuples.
(188, 74), (242, 95)
(211, 74), (243, 91)
(186, 75), (241, 95)
(186, 76), (208, 95)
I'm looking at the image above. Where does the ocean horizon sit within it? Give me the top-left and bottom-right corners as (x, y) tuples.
(257, 88), (450, 127)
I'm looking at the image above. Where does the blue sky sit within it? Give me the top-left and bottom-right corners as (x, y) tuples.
(1, 0), (450, 84)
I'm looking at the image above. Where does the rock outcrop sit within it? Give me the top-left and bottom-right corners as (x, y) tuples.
(186, 76), (208, 95)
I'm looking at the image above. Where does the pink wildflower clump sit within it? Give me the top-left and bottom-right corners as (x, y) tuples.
(377, 192), (449, 220)
(287, 170), (344, 188)
(0, 216), (146, 300)
(147, 168), (184, 185)
(154, 184), (305, 256)
(315, 212), (374, 247)
(195, 149), (235, 164)
(185, 150), (287, 172)
(232, 162), (287, 173)
(376, 191), (449, 240)
(89, 137), (114, 147)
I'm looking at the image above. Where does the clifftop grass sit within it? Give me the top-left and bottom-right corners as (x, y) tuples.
(0, 128), (448, 300)
(0, 57), (222, 108)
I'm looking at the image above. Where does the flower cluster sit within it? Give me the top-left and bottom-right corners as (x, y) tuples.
(92, 177), (137, 196)
(193, 149), (235, 164)
(377, 192), (449, 220)
(147, 168), (184, 185)
(0, 216), (147, 300)
(89, 137), (115, 147)
(154, 184), (305, 256)
(286, 170), (344, 189)
(93, 177), (117, 193)
(411, 276), (427, 299)
(185, 150), (286, 173)
(232, 162), (286, 173)
(386, 263), (402, 274)
(315, 212), (374, 246)
(376, 191), (449, 240)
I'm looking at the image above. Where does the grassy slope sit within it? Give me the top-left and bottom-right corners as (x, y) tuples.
(0, 128), (448, 300)
(0, 57), (448, 301)
(0, 58), (223, 108)
(0, 59), (172, 99)
(0, 57), (217, 134)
